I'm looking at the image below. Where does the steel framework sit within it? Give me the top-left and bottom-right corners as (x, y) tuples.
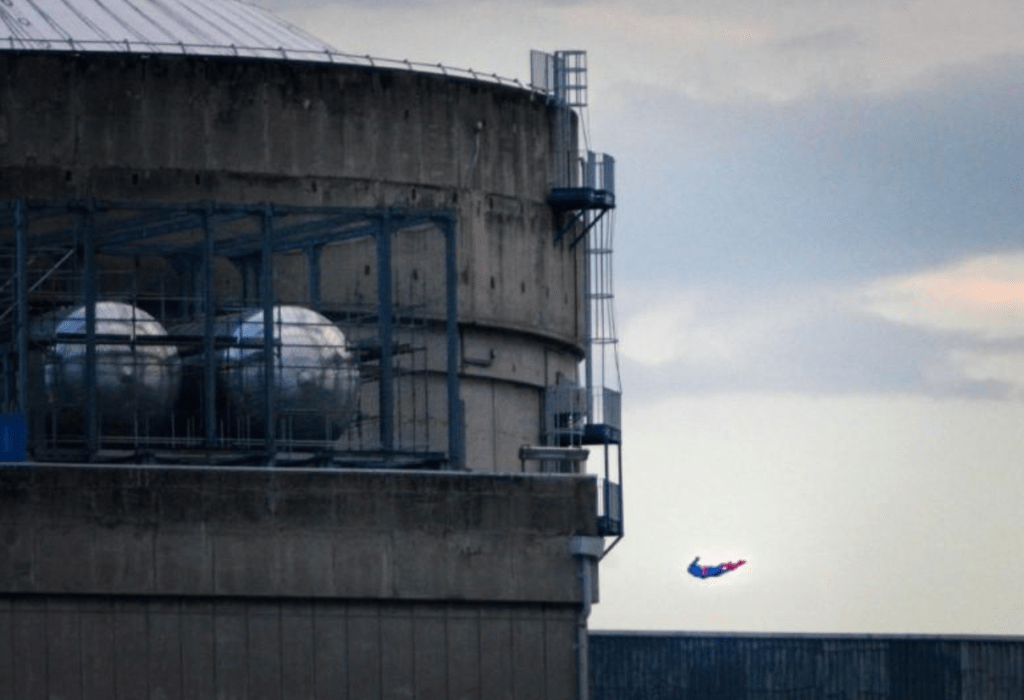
(0, 198), (461, 468)
(534, 49), (623, 538)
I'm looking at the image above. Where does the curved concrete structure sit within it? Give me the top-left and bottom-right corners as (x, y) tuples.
(0, 50), (582, 470)
(1, 12), (607, 699)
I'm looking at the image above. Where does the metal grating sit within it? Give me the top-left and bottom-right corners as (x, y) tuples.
(556, 50), (587, 108)
(543, 378), (587, 448)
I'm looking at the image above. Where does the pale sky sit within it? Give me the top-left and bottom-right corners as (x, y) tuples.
(255, 0), (1024, 635)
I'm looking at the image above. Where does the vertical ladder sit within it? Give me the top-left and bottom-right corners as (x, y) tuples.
(548, 50), (588, 188)
(556, 50), (588, 108)
(533, 49), (624, 536)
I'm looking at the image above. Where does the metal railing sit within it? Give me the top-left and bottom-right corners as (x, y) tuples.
(599, 479), (623, 536)
(588, 386), (621, 432)
(544, 379), (588, 447)
(2, 37), (544, 95)
(577, 151), (615, 193)
(1, 198), (460, 468)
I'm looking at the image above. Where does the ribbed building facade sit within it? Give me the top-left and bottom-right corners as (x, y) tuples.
(590, 632), (1024, 700)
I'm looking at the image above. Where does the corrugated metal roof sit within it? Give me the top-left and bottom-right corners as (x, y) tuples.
(0, 0), (337, 59)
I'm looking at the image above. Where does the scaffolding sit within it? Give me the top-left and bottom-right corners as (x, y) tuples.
(534, 49), (623, 537)
(0, 199), (460, 468)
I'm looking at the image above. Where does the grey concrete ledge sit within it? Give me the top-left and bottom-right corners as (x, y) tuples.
(1, 464), (598, 604)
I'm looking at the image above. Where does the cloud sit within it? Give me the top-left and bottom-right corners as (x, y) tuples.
(856, 251), (1024, 396)
(617, 264), (1024, 400)
(618, 284), (783, 370)
(258, 0), (1024, 103)
(615, 280), (947, 397)
(859, 252), (1024, 340)
(948, 350), (1024, 397)
(771, 26), (870, 54)
(610, 52), (1024, 296)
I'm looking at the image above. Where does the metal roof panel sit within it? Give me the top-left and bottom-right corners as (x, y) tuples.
(0, 0), (337, 57)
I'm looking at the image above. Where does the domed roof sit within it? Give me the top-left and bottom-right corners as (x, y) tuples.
(0, 0), (338, 59)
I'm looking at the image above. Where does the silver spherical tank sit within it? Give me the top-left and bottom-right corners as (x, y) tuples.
(221, 305), (359, 441)
(45, 301), (181, 435)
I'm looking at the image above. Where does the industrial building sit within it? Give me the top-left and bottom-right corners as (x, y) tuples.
(590, 631), (1024, 699)
(0, 1), (622, 697)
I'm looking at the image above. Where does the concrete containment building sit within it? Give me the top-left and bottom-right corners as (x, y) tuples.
(0, 1), (622, 698)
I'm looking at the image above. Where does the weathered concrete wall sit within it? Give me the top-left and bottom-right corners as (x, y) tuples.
(0, 54), (547, 198)
(0, 52), (580, 343)
(0, 464), (599, 698)
(2, 596), (578, 700)
(0, 464), (598, 599)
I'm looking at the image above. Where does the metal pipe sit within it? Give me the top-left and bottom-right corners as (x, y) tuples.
(578, 555), (592, 700)
(570, 536), (602, 700)
(583, 225), (593, 425)
(519, 445), (589, 462)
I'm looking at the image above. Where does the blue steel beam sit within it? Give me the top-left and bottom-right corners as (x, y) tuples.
(444, 215), (462, 470)
(210, 219), (378, 258)
(569, 208), (611, 249)
(377, 212), (394, 453)
(4, 199), (452, 256)
(202, 206), (217, 447)
(25, 211), (209, 250)
(306, 246), (321, 311)
(82, 209), (98, 456)
(103, 220), (381, 259)
(14, 200), (28, 418)
(261, 205), (276, 459)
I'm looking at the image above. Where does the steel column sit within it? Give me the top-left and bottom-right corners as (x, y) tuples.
(306, 245), (321, 311)
(445, 215), (462, 469)
(617, 442), (624, 532)
(12, 199), (29, 431)
(202, 207), (217, 447)
(261, 205), (276, 458)
(82, 208), (98, 456)
(583, 224), (593, 424)
(377, 211), (394, 453)
(14, 200), (28, 418)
